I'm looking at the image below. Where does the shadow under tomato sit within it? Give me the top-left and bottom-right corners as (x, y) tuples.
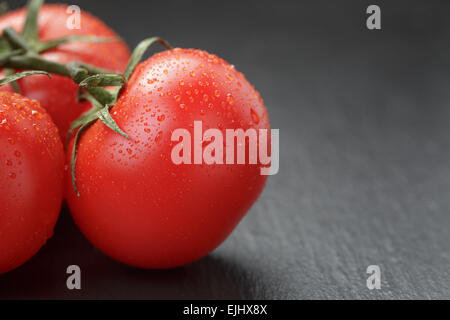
(0, 204), (259, 299)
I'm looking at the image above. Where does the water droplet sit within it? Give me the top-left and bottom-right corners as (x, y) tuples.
(250, 109), (260, 124)
(174, 95), (181, 102)
(190, 71), (196, 77)
(179, 104), (185, 109)
(7, 138), (14, 145)
(5, 160), (12, 166)
(203, 94), (209, 102)
(226, 93), (234, 105)
(214, 90), (220, 97)
(179, 80), (185, 86)
(14, 150), (21, 157)
(157, 114), (165, 122)
(155, 131), (163, 143)
(9, 172), (16, 179)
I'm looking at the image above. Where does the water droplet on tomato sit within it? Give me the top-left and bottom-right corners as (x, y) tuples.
(250, 109), (260, 124)
(226, 93), (234, 105)
(155, 131), (163, 143)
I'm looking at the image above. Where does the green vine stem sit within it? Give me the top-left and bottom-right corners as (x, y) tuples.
(0, 0), (173, 196)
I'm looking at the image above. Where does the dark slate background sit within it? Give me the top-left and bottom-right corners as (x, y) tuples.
(2, 0), (450, 299)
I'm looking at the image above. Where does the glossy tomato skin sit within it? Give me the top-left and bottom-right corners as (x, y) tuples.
(66, 48), (270, 269)
(0, 92), (64, 274)
(0, 4), (130, 139)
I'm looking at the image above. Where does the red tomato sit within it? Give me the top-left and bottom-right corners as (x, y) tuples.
(66, 48), (270, 269)
(0, 4), (130, 139)
(0, 92), (64, 274)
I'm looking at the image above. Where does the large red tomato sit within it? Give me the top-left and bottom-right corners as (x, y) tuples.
(0, 92), (64, 274)
(0, 4), (130, 138)
(66, 48), (270, 269)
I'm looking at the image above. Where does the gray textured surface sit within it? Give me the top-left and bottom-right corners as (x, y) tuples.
(2, 0), (450, 299)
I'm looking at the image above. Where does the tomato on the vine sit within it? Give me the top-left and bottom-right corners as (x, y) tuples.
(66, 48), (270, 269)
(0, 92), (64, 274)
(0, 4), (130, 138)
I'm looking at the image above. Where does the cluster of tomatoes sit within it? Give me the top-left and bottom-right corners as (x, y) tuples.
(0, 3), (270, 273)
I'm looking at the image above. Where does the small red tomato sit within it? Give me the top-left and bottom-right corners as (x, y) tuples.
(66, 48), (270, 269)
(0, 92), (64, 274)
(0, 4), (130, 139)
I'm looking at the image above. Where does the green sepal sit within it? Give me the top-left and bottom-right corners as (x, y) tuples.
(3, 27), (34, 52)
(79, 73), (125, 88)
(123, 37), (171, 81)
(3, 69), (19, 93)
(22, 0), (43, 44)
(96, 105), (129, 139)
(70, 121), (95, 197)
(86, 87), (116, 106)
(0, 70), (50, 86)
(66, 94), (103, 140)
(0, 36), (11, 54)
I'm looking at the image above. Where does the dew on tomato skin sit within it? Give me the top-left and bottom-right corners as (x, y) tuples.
(5, 159), (12, 166)
(179, 80), (185, 86)
(9, 172), (16, 179)
(250, 109), (260, 124)
(7, 137), (14, 145)
(214, 90), (220, 97)
(190, 71), (196, 77)
(155, 131), (163, 143)
(14, 150), (21, 157)
(157, 114), (165, 122)
(226, 93), (234, 105)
